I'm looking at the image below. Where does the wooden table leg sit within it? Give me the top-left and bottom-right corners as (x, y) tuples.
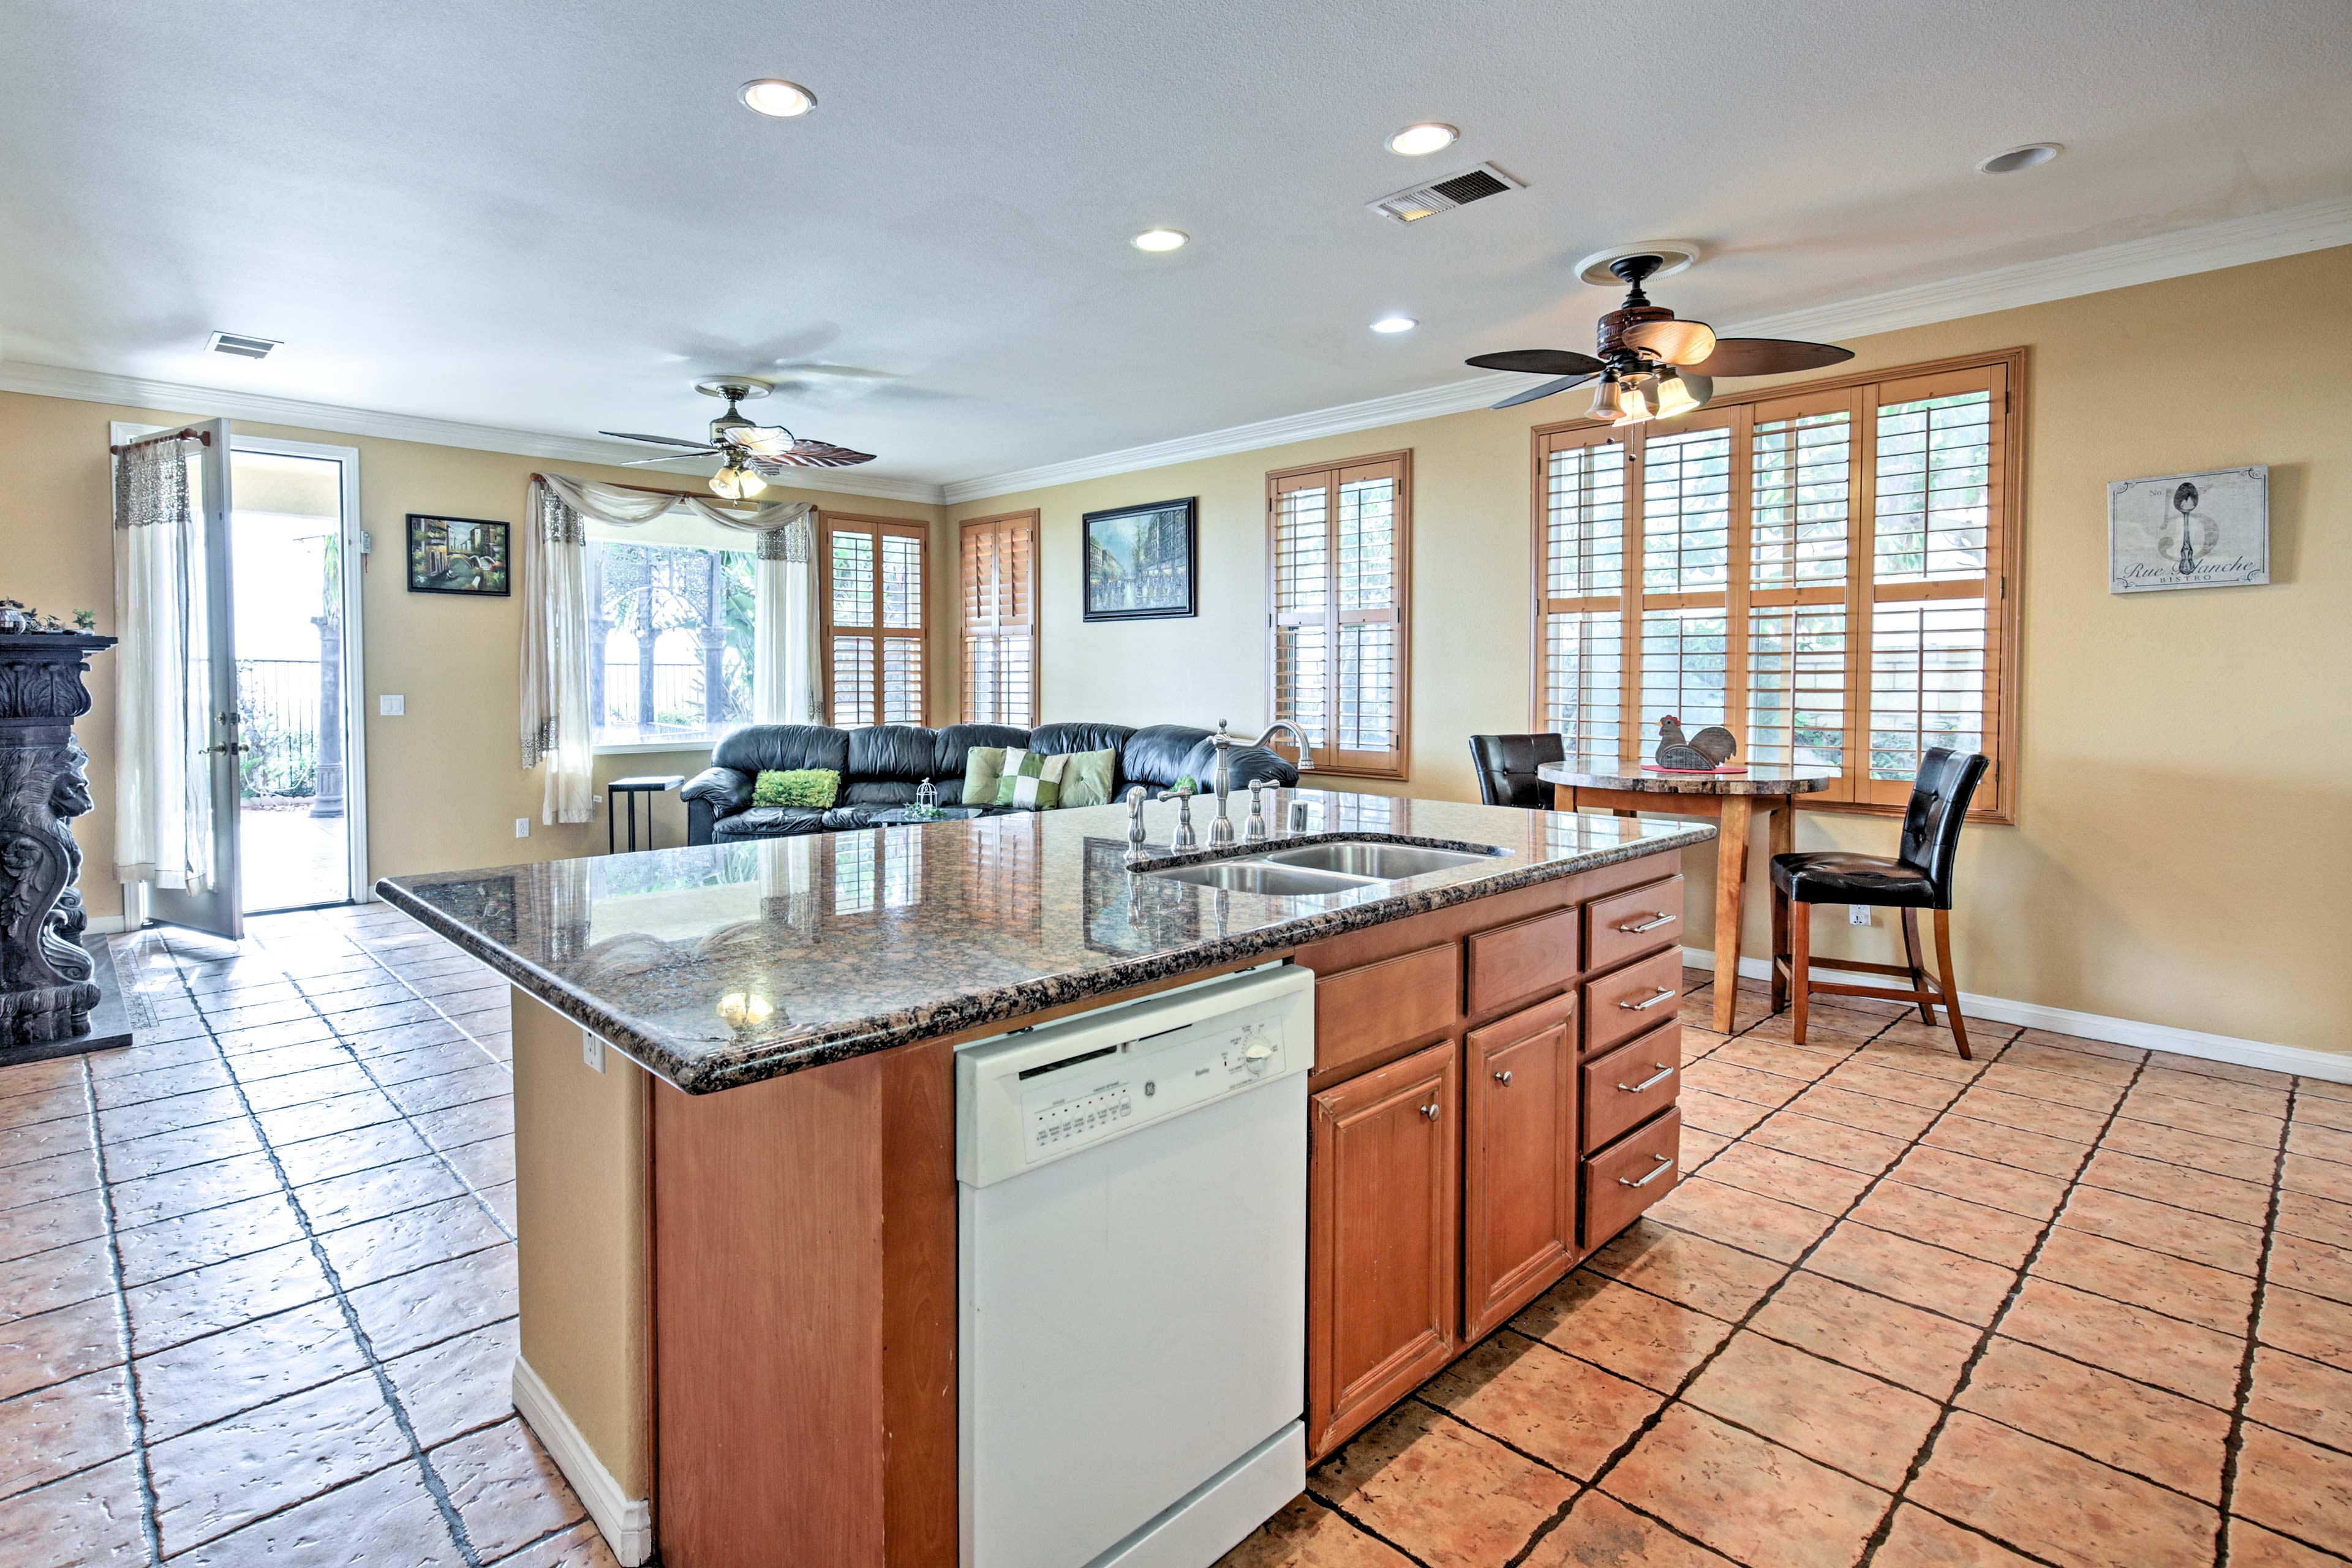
(1713, 795), (1754, 1033)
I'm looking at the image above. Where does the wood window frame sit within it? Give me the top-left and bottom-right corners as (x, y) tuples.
(1528, 348), (2025, 824)
(819, 511), (930, 728)
(1265, 450), (1413, 781)
(957, 510), (1041, 728)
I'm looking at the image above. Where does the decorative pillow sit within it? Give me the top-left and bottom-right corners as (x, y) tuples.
(1056, 747), (1118, 809)
(751, 768), (840, 810)
(994, 748), (1072, 810)
(962, 747), (1010, 806)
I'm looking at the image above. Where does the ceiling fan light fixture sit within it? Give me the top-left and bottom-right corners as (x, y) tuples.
(739, 79), (817, 118)
(1653, 366), (1699, 417)
(1588, 375), (1623, 422)
(709, 463), (766, 501)
(1613, 379), (1654, 426)
(1386, 123), (1458, 156)
(1131, 227), (1189, 252)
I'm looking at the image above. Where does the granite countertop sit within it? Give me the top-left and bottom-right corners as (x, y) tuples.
(1538, 756), (1839, 796)
(374, 790), (1714, 1093)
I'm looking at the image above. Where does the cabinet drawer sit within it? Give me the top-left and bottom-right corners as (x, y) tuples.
(1586, 877), (1684, 973)
(1581, 1022), (1681, 1153)
(1582, 948), (1684, 1055)
(1464, 906), (1581, 1019)
(1580, 1107), (1681, 1250)
(1314, 944), (1461, 1079)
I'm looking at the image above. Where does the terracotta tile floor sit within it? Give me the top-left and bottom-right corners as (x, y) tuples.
(1221, 973), (2352, 1568)
(7, 921), (2350, 1568)
(0, 905), (616, 1567)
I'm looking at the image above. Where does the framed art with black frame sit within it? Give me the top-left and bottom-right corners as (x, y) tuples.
(406, 514), (512, 597)
(1082, 497), (1196, 621)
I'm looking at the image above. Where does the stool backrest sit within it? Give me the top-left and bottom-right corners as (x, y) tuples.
(1898, 748), (1989, 907)
(1468, 734), (1565, 809)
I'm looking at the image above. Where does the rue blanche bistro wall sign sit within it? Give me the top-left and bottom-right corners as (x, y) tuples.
(2108, 466), (2269, 594)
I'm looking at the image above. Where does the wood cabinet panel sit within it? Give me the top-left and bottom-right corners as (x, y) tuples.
(1586, 876), (1685, 974)
(1313, 943), (1461, 1080)
(1583, 948), (1685, 1055)
(1581, 1107), (1683, 1249)
(1581, 1022), (1681, 1154)
(1308, 1039), (1459, 1459)
(1464, 907), (1581, 1021)
(1463, 995), (1578, 1340)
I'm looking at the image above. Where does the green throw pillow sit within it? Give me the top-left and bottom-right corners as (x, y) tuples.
(994, 748), (1071, 810)
(751, 768), (840, 809)
(962, 747), (1009, 806)
(1057, 747), (1117, 808)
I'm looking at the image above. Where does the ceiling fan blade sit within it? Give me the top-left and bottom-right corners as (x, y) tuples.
(1465, 349), (1606, 377)
(728, 426), (795, 454)
(750, 440), (878, 473)
(599, 430), (722, 450)
(1683, 338), (1855, 377)
(620, 451), (720, 467)
(1622, 318), (1718, 366)
(1490, 372), (1598, 410)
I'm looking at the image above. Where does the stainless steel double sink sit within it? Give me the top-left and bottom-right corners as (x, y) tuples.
(1137, 839), (1506, 896)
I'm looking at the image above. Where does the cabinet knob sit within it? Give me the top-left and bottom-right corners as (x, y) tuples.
(1419, 1102), (1441, 1120)
(1491, 1070), (1512, 1085)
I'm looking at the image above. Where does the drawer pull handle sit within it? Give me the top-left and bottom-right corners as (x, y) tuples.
(1617, 913), (1677, 933)
(1492, 1070), (1513, 1086)
(1419, 1103), (1441, 1120)
(1618, 1064), (1676, 1094)
(1619, 1154), (1676, 1189)
(1618, 986), (1676, 1012)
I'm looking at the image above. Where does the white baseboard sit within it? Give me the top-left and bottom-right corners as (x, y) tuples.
(1682, 946), (2352, 1085)
(511, 1355), (654, 1566)
(83, 913), (132, 936)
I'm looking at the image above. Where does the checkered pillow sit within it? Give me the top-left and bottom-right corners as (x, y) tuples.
(993, 748), (1070, 810)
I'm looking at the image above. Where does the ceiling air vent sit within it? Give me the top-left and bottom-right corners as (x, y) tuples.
(206, 331), (281, 360)
(1366, 162), (1525, 224)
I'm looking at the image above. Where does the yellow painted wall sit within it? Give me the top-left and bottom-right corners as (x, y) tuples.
(949, 247), (2352, 1055)
(0, 389), (944, 921)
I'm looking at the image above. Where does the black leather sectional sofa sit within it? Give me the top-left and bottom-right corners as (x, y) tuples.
(680, 722), (1300, 843)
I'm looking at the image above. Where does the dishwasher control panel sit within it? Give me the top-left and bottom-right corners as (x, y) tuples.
(957, 965), (1315, 1187)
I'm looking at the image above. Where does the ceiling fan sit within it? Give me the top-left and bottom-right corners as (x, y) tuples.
(1466, 249), (1853, 423)
(601, 378), (876, 500)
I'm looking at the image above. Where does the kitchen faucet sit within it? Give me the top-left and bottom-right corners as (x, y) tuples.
(1207, 720), (1315, 847)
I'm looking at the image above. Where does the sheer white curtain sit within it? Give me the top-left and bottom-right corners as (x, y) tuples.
(111, 437), (211, 889)
(520, 474), (818, 824)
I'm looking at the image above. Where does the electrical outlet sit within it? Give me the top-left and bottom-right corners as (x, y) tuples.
(514, 818), (530, 839)
(378, 694), (404, 716)
(1849, 905), (1873, 927)
(581, 1029), (604, 1072)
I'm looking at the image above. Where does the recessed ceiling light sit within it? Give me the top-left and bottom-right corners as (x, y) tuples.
(1371, 316), (1418, 334)
(1978, 142), (2062, 175)
(739, 78), (818, 118)
(1387, 123), (1458, 157)
(1131, 227), (1189, 252)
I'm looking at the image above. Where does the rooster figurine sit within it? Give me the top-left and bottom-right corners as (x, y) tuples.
(1656, 715), (1738, 771)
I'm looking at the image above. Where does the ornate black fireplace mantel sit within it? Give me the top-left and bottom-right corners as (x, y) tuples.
(0, 631), (126, 1054)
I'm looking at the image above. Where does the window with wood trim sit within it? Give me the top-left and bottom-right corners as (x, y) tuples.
(1532, 352), (2021, 820)
(1267, 451), (1411, 778)
(958, 511), (1039, 727)
(820, 513), (928, 728)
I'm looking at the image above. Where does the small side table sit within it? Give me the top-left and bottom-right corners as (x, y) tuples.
(608, 775), (684, 853)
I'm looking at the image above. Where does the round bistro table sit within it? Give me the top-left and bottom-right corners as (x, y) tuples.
(1536, 758), (1838, 1033)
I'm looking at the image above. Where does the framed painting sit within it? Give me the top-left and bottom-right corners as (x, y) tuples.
(1082, 497), (1196, 621)
(2108, 466), (2269, 593)
(407, 514), (512, 597)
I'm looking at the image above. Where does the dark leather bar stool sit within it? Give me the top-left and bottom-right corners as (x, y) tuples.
(1468, 734), (1565, 808)
(1769, 747), (1989, 1057)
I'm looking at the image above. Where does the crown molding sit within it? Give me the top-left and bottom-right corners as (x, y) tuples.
(0, 360), (950, 506)
(943, 195), (2352, 505)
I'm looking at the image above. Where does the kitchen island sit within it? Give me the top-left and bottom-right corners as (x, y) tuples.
(377, 789), (1713, 1568)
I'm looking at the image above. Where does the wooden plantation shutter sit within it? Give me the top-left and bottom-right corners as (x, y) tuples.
(958, 511), (1039, 726)
(1531, 350), (2022, 821)
(821, 513), (928, 727)
(1267, 451), (1410, 778)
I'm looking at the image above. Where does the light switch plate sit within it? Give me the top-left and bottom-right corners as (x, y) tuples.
(514, 818), (531, 839)
(378, 695), (404, 716)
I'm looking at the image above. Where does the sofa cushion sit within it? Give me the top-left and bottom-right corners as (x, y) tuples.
(1121, 725), (1213, 790)
(1055, 747), (1118, 808)
(933, 723), (1030, 785)
(994, 748), (1072, 810)
(714, 724), (849, 777)
(1029, 722), (1136, 764)
(962, 746), (1011, 805)
(842, 780), (919, 807)
(752, 768), (842, 809)
(847, 724), (938, 782)
(680, 766), (754, 815)
(712, 805), (832, 839)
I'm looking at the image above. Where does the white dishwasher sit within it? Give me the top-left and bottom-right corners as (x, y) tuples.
(957, 963), (1314, 1568)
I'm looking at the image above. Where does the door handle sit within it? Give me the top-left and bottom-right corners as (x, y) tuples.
(1618, 986), (1676, 1012)
(1618, 1154), (1675, 1189)
(1616, 913), (1676, 933)
(1617, 1064), (1676, 1094)
(203, 741), (251, 756)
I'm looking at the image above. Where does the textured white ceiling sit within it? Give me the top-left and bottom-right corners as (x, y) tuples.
(3, 0), (2348, 489)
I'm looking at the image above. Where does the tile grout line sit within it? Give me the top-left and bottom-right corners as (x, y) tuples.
(153, 944), (493, 1568)
(2214, 1077), (2298, 1567)
(75, 1052), (165, 1566)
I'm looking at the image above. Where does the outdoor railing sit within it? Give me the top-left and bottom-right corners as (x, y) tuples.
(236, 658), (323, 801)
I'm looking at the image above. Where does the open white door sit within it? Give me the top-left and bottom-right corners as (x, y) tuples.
(139, 418), (245, 938)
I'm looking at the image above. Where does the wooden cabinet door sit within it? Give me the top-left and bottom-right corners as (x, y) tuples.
(1463, 993), (1578, 1340)
(1308, 1038), (1459, 1458)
